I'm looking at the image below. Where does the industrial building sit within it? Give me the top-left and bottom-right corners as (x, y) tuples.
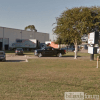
(0, 27), (49, 50)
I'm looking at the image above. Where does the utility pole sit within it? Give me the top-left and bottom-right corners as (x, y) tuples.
(53, 36), (54, 41)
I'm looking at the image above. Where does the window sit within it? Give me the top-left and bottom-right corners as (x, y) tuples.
(16, 39), (22, 43)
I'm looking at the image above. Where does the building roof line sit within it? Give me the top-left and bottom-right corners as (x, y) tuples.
(0, 26), (49, 34)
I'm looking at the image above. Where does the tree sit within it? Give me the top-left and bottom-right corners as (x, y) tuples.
(25, 25), (37, 32)
(53, 6), (100, 59)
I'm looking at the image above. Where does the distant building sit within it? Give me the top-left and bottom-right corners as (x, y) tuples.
(81, 34), (88, 42)
(0, 27), (49, 50)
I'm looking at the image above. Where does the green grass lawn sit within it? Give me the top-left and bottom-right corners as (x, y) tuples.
(0, 58), (100, 100)
(64, 52), (90, 57)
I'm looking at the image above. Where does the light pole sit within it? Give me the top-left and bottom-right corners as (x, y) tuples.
(20, 30), (22, 40)
(2, 27), (5, 50)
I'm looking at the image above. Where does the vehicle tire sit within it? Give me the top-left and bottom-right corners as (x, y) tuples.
(38, 53), (42, 57)
(57, 53), (62, 57)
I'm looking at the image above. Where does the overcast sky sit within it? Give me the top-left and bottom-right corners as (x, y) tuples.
(0, 0), (100, 40)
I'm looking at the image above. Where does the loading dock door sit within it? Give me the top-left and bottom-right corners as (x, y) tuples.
(5, 45), (9, 50)
(0, 42), (2, 50)
(4, 38), (9, 50)
(0, 38), (2, 50)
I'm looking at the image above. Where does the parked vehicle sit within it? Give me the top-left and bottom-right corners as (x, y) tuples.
(0, 51), (6, 61)
(15, 48), (24, 55)
(34, 46), (66, 57)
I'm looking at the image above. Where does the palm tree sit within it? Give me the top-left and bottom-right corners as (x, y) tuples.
(25, 25), (37, 32)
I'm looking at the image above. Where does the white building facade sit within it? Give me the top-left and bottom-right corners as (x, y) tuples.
(0, 27), (49, 50)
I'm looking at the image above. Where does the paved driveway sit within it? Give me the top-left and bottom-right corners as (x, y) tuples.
(6, 54), (27, 62)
